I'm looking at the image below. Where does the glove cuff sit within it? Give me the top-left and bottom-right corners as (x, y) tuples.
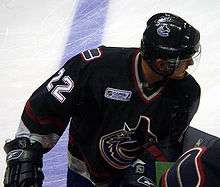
(4, 137), (42, 153)
(4, 137), (43, 166)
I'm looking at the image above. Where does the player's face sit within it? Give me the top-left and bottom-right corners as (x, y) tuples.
(154, 57), (194, 78)
(170, 45), (201, 79)
(170, 57), (194, 79)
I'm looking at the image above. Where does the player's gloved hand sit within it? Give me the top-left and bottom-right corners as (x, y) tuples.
(118, 159), (157, 187)
(3, 137), (44, 187)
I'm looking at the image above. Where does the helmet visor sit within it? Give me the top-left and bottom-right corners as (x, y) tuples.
(184, 45), (201, 74)
(165, 44), (201, 75)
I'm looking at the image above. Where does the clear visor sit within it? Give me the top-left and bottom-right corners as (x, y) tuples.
(166, 45), (201, 75)
(183, 46), (201, 75)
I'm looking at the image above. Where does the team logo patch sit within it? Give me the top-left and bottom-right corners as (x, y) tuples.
(104, 87), (132, 101)
(157, 24), (170, 37)
(99, 116), (158, 169)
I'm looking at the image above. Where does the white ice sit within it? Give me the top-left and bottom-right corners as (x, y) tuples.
(0, 0), (220, 185)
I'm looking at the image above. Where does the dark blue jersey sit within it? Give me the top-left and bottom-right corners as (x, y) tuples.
(20, 46), (200, 183)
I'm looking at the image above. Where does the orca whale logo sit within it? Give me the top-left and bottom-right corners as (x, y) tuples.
(157, 24), (170, 37)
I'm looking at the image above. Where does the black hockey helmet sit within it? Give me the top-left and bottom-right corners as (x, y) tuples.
(140, 13), (201, 76)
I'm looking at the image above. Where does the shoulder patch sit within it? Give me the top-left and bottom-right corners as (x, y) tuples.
(80, 47), (102, 62)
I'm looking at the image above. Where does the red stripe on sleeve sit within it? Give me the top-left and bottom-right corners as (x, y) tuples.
(24, 100), (65, 129)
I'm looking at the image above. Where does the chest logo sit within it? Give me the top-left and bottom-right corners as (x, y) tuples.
(104, 87), (132, 101)
(99, 116), (158, 169)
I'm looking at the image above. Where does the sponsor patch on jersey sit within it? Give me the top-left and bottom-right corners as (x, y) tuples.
(104, 87), (132, 101)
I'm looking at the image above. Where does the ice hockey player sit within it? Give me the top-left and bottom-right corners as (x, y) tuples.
(3, 13), (202, 186)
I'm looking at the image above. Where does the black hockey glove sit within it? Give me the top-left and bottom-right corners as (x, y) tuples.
(3, 137), (44, 187)
(110, 159), (157, 187)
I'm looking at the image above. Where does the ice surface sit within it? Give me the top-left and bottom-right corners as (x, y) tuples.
(0, 0), (76, 185)
(0, 0), (220, 186)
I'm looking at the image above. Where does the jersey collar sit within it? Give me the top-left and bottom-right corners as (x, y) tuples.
(132, 52), (164, 103)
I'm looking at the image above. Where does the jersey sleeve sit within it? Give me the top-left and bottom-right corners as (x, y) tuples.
(16, 54), (91, 150)
(169, 76), (201, 143)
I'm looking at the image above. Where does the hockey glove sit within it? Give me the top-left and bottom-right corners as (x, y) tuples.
(3, 137), (44, 187)
(118, 159), (157, 187)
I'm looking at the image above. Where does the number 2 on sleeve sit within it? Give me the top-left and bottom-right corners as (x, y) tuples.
(46, 68), (74, 103)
